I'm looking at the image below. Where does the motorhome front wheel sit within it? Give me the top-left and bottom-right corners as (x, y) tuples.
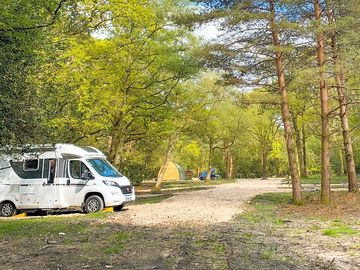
(0, 202), (16, 217)
(84, 195), (104, 213)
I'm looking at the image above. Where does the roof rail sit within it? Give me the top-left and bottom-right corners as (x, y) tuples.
(0, 144), (56, 154)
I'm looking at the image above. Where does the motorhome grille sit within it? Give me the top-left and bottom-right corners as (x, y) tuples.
(120, 185), (133, 194)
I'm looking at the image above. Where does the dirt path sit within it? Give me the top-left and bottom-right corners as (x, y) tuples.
(107, 179), (289, 227)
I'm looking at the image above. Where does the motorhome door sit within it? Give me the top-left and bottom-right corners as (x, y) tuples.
(38, 159), (59, 208)
(63, 160), (92, 206)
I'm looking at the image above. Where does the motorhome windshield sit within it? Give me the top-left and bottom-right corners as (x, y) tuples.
(86, 159), (122, 177)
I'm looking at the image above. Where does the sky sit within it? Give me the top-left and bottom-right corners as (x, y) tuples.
(194, 21), (223, 41)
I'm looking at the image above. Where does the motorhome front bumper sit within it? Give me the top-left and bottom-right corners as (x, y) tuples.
(106, 185), (134, 206)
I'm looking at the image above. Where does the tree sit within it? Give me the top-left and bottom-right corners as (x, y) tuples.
(187, 0), (302, 203)
(268, 0), (302, 202)
(248, 106), (281, 179)
(40, 0), (197, 169)
(0, 0), (117, 147)
(156, 72), (232, 186)
(313, 0), (331, 203)
(0, 0), (68, 146)
(326, 0), (358, 192)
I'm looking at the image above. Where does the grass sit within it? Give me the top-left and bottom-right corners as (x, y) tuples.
(192, 235), (227, 269)
(241, 192), (292, 224)
(103, 231), (129, 254)
(323, 221), (357, 237)
(0, 213), (109, 239)
(251, 192), (292, 205)
(0, 218), (77, 238)
(159, 181), (225, 190)
(163, 179), (236, 187)
(243, 192), (360, 246)
(138, 179), (236, 192)
(83, 212), (111, 219)
(301, 174), (348, 185)
(134, 179), (236, 205)
(243, 191), (359, 226)
(130, 194), (173, 205)
(261, 247), (274, 260)
(162, 186), (211, 193)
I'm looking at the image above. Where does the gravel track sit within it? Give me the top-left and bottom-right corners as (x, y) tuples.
(107, 179), (288, 227)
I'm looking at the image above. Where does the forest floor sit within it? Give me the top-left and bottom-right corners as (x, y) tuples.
(0, 179), (359, 269)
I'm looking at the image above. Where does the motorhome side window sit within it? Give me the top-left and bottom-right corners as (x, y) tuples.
(69, 160), (90, 179)
(23, 159), (39, 171)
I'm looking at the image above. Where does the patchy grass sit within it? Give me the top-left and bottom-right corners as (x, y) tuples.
(301, 174), (348, 185)
(284, 191), (360, 219)
(131, 194), (173, 205)
(136, 179), (236, 194)
(191, 235), (227, 269)
(0, 214), (109, 239)
(261, 247), (274, 260)
(323, 221), (358, 237)
(103, 231), (129, 254)
(236, 191), (360, 269)
(84, 212), (111, 219)
(242, 191), (360, 242)
(251, 192), (292, 205)
(163, 179), (236, 188)
(249, 191), (360, 222)
(160, 186), (212, 194)
(134, 179), (236, 204)
(241, 192), (292, 225)
(0, 218), (82, 238)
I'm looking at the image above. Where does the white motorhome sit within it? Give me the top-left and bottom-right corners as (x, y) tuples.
(0, 144), (135, 217)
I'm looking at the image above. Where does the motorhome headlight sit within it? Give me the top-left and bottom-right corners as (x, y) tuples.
(102, 180), (120, 187)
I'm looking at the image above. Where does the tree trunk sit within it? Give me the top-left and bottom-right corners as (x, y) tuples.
(206, 137), (213, 181)
(226, 150), (234, 179)
(314, 0), (331, 204)
(337, 85), (358, 191)
(293, 116), (305, 178)
(108, 134), (117, 162)
(224, 141), (234, 179)
(108, 132), (125, 168)
(155, 159), (169, 189)
(269, 0), (302, 204)
(155, 134), (177, 189)
(229, 153), (233, 179)
(327, 0), (358, 192)
(302, 126), (308, 178)
(261, 148), (268, 179)
(338, 147), (345, 176)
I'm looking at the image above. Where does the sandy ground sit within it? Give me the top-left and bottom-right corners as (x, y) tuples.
(107, 178), (288, 227)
